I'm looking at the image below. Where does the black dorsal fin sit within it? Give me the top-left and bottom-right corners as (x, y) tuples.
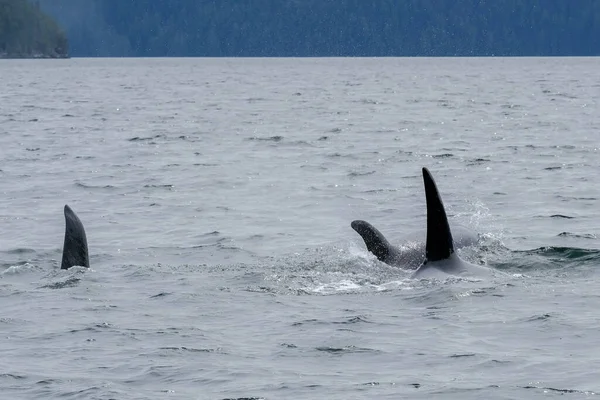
(422, 168), (454, 262)
(61, 205), (90, 269)
(351, 220), (391, 262)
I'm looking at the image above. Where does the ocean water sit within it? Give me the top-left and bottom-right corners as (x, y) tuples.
(1, 57), (599, 399)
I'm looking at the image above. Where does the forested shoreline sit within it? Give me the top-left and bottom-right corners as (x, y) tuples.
(0, 0), (68, 58)
(38, 0), (600, 57)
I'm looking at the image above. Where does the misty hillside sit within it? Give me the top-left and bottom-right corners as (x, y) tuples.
(38, 0), (600, 57)
(1, 0), (68, 58)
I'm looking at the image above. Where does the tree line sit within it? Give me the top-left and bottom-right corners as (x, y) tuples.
(0, 0), (68, 58)
(39, 0), (600, 57)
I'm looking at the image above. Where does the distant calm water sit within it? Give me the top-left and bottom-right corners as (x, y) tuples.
(1, 57), (600, 399)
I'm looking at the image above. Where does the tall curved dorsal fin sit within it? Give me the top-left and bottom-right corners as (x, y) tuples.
(351, 220), (392, 262)
(423, 167), (454, 262)
(61, 205), (90, 269)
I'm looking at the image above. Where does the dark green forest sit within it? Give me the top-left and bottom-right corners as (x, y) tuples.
(0, 0), (68, 58)
(39, 0), (600, 57)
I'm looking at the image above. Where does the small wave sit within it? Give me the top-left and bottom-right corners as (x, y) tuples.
(291, 319), (319, 327)
(556, 195), (598, 201)
(143, 184), (174, 189)
(467, 158), (490, 165)
(557, 232), (597, 239)
(291, 316), (370, 328)
(75, 182), (115, 189)
(128, 134), (165, 141)
(4, 248), (36, 255)
(315, 345), (379, 354)
(449, 353), (476, 358)
(555, 92), (578, 99)
(348, 170), (376, 178)
(0, 374), (26, 379)
(150, 292), (172, 298)
(524, 313), (552, 322)
(550, 214), (574, 219)
(522, 246), (600, 264)
(311, 280), (362, 294)
(67, 323), (112, 334)
(526, 246), (598, 257)
(246, 135), (283, 142)
(363, 188), (398, 193)
(222, 397), (265, 400)
(334, 315), (371, 324)
(39, 277), (81, 289)
(2, 262), (42, 274)
(244, 286), (278, 294)
(159, 346), (217, 353)
(521, 385), (596, 395)
(357, 98), (379, 105)
(287, 140), (315, 147)
(360, 381), (420, 388)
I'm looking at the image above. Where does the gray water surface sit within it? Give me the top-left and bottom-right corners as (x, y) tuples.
(1, 57), (600, 399)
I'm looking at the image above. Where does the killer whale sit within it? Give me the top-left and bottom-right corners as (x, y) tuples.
(61, 205), (90, 270)
(412, 168), (493, 279)
(351, 219), (479, 270)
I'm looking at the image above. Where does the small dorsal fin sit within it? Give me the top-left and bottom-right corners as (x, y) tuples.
(422, 168), (454, 262)
(61, 205), (90, 269)
(351, 220), (392, 262)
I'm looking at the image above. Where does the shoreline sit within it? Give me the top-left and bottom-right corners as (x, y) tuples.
(0, 53), (70, 59)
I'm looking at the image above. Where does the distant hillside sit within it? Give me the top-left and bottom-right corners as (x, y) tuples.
(0, 0), (68, 58)
(39, 0), (600, 57)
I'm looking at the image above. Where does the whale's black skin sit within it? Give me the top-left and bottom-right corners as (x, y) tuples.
(351, 220), (404, 265)
(422, 167), (454, 263)
(351, 220), (479, 270)
(413, 168), (494, 279)
(61, 205), (90, 270)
